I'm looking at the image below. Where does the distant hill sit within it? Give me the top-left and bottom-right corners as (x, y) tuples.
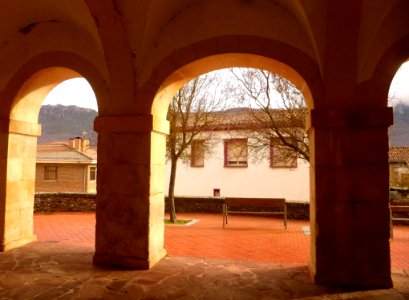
(390, 103), (409, 146)
(38, 104), (98, 145)
(37, 103), (409, 147)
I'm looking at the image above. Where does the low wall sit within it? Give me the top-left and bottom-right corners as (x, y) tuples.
(165, 197), (310, 220)
(35, 193), (97, 212)
(390, 188), (409, 201)
(34, 193), (309, 220)
(33, 193), (409, 224)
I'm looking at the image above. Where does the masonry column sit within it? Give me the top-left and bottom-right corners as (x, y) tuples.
(308, 107), (393, 288)
(93, 114), (168, 269)
(0, 118), (40, 251)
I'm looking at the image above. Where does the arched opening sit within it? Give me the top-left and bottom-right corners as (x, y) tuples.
(33, 78), (98, 248)
(0, 66), (100, 251)
(152, 54), (314, 119)
(151, 54), (314, 266)
(388, 60), (409, 271)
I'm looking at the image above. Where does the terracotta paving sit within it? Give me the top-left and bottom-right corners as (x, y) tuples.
(34, 212), (409, 271)
(0, 212), (406, 299)
(164, 213), (309, 265)
(391, 224), (409, 271)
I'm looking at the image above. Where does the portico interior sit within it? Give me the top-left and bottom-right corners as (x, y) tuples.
(0, 0), (408, 289)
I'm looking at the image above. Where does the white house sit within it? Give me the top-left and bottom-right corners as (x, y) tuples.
(166, 110), (310, 203)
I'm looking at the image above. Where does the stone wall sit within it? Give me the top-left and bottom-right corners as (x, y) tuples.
(165, 197), (310, 220)
(390, 188), (409, 201)
(34, 193), (310, 219)
(34, 193), (97, 212)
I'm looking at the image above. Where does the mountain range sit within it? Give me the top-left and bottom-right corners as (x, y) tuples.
(38, 104), (98, 145)
(38, 103), (409, 146)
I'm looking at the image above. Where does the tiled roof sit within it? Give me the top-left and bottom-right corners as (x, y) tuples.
(389, 147), (409, 164)
(84, 146), (97, 160)
(181, 108), (306, 131)
(37, 144), (96, 163)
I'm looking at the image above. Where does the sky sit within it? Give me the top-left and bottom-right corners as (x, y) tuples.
(43, 62), (409, 111)
(389, 61), (409, 106)
(42, 78), (98, 111)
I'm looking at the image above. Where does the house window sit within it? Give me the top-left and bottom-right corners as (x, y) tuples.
(89, 166), (97, 181)
(191, 140), (205, 167)
(44, 166), (58, 180)
(224, 139), (248, 167)
(270, 137), (297, 168)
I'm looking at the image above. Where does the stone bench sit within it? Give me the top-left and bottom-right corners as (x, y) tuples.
(222, 198), (287, 229)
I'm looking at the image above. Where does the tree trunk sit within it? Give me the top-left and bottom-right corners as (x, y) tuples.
(168, 157), (178, 223)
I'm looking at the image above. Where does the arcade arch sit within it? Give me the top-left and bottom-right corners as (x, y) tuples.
(0, 29), (404, 292)
(388, 60), (409, 271)
(151, 54), (314, 120)
(151, 53), (313, 257)
(162, 65), (311, 264)
(0, 63), (104, 252)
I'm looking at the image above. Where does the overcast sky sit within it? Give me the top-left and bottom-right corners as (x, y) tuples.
(389, 61), (409, 106)
(43, 62), (409, 112)
(43, 78), (98, 111)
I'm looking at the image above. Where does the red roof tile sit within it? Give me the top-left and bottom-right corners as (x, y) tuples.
(37, 144), (96, 163)
(389, 147), (409, 164)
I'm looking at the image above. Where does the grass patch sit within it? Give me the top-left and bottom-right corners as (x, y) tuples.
(164, 219), (192, 225)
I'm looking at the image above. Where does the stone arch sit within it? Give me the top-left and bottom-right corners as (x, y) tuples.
(361, 33), (409, 107)
(0, 51), (107, 251)
(91, 36), (321, 271)
(152, 54), (315, 120)
(304, 33), (409, 289)
(1, 51), (109, 117)
(145, 38), (318, 264)
(145, 36), (322, 118)
(357, 32), (409, 273)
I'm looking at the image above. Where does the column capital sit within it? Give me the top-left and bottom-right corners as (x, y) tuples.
(0, 118), (41, 137)
(94, 114), (169, 135)
(308, 107), (393, 130)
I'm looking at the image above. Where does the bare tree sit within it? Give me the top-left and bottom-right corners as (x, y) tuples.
(167, 74), (227, 223)
(229, 68), (309, 163)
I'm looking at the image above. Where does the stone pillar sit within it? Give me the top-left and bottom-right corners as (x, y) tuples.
(308, 107), (393, 288)
(93, 114), (169, 269)
(0, 118), (40, 251)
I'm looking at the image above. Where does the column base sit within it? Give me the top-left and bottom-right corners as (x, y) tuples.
(309, 265), (393, 289)
(0, 235), (37, 251)
(93, 248), (167, 270)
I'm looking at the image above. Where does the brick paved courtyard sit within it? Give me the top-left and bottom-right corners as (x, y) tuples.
(33, 212), (409, 271)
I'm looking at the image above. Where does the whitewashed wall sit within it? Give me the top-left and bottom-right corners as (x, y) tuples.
(165, 131), (310, 203)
